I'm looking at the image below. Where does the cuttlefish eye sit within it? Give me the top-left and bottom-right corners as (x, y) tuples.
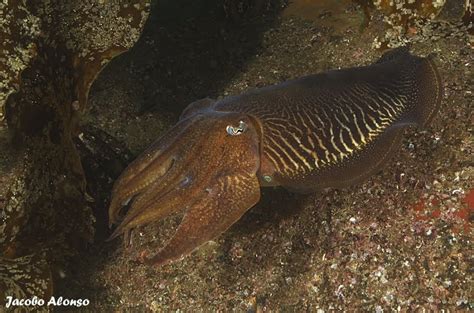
(226, 120), (248, 136)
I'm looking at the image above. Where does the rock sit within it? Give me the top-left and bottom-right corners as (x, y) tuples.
(0, 0), (150, 301)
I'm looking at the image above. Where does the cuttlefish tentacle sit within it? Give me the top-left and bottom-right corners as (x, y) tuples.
(108, 47), (442, 266)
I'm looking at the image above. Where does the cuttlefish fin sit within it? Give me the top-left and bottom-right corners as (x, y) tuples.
(141, 173), (261, 266)
(179, 97), (215, 120)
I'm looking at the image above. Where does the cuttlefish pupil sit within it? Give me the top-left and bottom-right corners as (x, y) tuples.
(107, 47), (442, 267)
(226, 120), (248, 136)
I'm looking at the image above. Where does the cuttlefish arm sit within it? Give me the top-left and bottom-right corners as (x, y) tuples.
(141, 172), (260, 266)
(108, 97), (219, 227)
(107, 115), (197, 226)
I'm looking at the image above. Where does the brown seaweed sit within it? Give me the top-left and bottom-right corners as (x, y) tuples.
(0, 0), (150, 302)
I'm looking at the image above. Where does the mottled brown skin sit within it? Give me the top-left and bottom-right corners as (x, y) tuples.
(108, 47), (442, 266)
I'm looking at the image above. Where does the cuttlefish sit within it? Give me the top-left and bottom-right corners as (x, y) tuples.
(108, 47), (442, 266)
